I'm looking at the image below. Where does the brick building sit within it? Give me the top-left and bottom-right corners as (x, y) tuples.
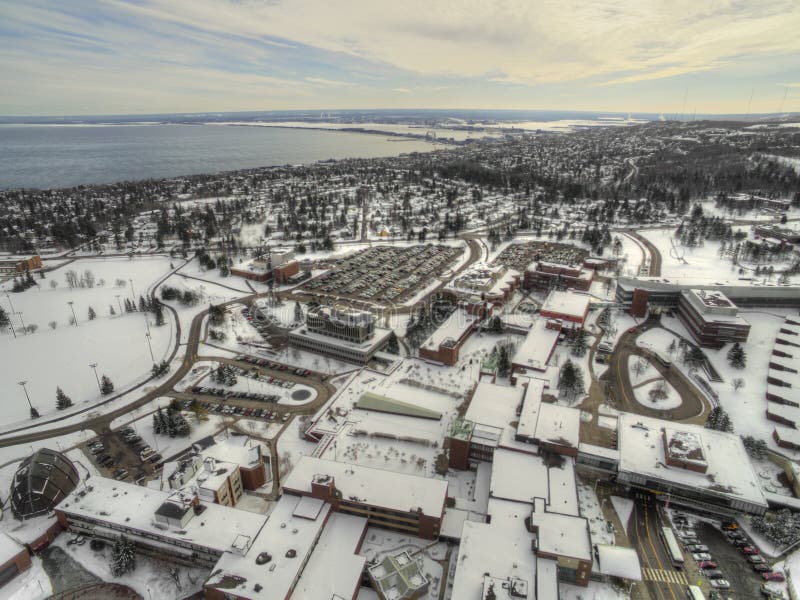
(418, 309), (478, 366)
(524, 261), (594, 292)
(677, 289), (750, 348)
(0, 255), (42, 275)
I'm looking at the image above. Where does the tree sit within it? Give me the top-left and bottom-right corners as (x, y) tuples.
(294, 301), (304, 324)
(153, 302), (165, 326)
(208, 304), (225, 326)
(87, 306), (97, 321)
(667, 339), (678, 358)
(486, 315), (504, 333)
(741, 435), (768, 459)
(0, 305), (9, 332)
(110, 536), (136, 577)
(49, 320), (58, 330)
(25, 324), (38, 334)
(55, 387), (73, 410)
(497, 344), (511, 377)
(631, 357), (648, 381)
(109, 305), (116, 316)
(100, 375), (115, 395)
(731, 377), (745, 392)
(153, 408), (166, 434)
(151, 361), (170, 377)
(558, 359), (585, 401)
(727, 342), (746, 369)
(570, 328), (589, 357)
(705, 406), (734, 433)
(385, 331), (400, 354)
(648, 379), (668, 403)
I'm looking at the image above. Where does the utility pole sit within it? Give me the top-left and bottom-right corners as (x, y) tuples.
(145, 332), (155, 362)
(89, 363), (101, 392)
(18, 380), (38, 418)
(68, 301), (78, 326)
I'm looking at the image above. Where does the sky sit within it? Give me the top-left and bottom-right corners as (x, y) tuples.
(1, 0), (799, 116)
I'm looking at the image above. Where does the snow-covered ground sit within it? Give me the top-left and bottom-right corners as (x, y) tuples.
(632, 378), (681, 410)
(627, 355), (659, 384)
(577, 477), (614, 546)
(0, 257), (177, 428)
(559, 581), (629, 600)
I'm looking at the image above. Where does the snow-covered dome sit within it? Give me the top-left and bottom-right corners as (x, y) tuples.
(10, 448), (80, 520)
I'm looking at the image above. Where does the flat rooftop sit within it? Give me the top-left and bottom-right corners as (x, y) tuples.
(421, 309), (477, 350)
(530, 498), (591, 561)
(617, 413), (767, 508)
(282, 456), (448, 519)
(540, 290), (591, 319)
(57, 477), (267, 555)
(289, 324), (393, 351)
(535, 402), (581, 451)
(512, 319), (560, 371)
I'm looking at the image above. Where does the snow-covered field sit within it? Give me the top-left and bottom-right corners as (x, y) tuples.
(632, 378), (681, 410)
(0, 257), (176, 428)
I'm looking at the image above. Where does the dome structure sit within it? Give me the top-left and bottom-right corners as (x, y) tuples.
(10, 448), (80, 520)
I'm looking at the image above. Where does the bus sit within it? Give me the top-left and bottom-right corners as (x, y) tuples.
(661, 526), (685, 569)
(685, 585), (706, 600)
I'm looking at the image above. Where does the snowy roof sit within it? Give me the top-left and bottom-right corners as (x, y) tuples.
(206, 495), (333, 600)
(202, 436), (266, 469)
(451, 499), (536, 600)
(291, 513), (367, 599)
(536, 558), (559, 600)
(540, 290), (591, 320)
(535, 403), (581, 450)
(617, 413), (767, 508)
(464, 380), (525, 431)
(0, 533), (24, 564)
(421, 309), (477, 350)
(490, 449), (549, 504)
(595, 544), (642, 581)
(289, 324), (394, 351)
(57, 477), (267, 555)
(282, 456), (448, 519)
(512, 319), (560, 370)
(516, 379), (544, 439)
(548, 460), (579, 517)
(529, 498), (591, 561)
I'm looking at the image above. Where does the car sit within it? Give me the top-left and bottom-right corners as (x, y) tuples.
(148, 453), (162, 464)
(725, 531), (745, 540)
(692, 553), (712, 561)
(753, 564), (772, 573)
(704, 569), (725, 579)
(721, 520), (738, 531)
(709, 579), (731, 589)
(763, 572), (786, 582)
(749, 555), (766, 564)
(89, 445), (105, 455)
(733, 539), (750, 548)
(742, 546), (759, 555)
(697, 561), (718, 569)
(628, 326), (638, 334)
(687, 544), (710, 552)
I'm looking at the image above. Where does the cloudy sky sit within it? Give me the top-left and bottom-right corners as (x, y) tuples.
(1, 0), (799, 116)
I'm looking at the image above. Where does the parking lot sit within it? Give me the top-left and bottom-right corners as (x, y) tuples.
(672, 512), (782, 599)
(83, 426), (163, 485)
(492, 240), (589, 272)
(302, 244), (462, 303)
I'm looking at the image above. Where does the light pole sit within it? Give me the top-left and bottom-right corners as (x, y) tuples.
(18, 380), (38, 418)
(130, 278), (136, 299)
(68, 301), (78, 326)
(89, 363), (101, 392)
(16, 311), (26, 334)
(115, 295), (122, 315)
(5, 292), (16, 314)
(145, 332), (155, 362)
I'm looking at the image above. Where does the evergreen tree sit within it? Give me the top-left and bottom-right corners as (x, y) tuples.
(87, 306), (96, 320)
(558, 359), (585, 400)
(705, 406), (734, 433)
(100, 375), (115, 395)
(497, 345), (511, 377)
(0, 305), (9, 331)
(294, 301), (304, 324)
(138, 295), (148, 312)
(165, 411), (177, 437)
(385, 331), (400, 354)
(109, 305), (116, 316)
(570, 328), (589, 357)
(208, 304), (225, 326)
(741, 435), (768, 459)
(727, 342), (747, 369)
(153, 302), (165, 326)
(110, 536), (136, 577)
(55, 387), (73, 410)
(153, 408), (166, 434)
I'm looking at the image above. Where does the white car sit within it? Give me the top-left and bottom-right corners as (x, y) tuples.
(692, 553), (712, 561)
(709, 579), (730, 589)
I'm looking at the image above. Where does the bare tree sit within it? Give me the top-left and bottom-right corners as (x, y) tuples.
(731, 377), (745, 392)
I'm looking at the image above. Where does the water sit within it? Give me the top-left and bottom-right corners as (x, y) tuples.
(0, 124), (436, 190)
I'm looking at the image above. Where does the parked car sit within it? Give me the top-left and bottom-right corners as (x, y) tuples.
(698, 561), (718, 569)
(709, 579), (731, 589)
(763, 572), (786, 582)
(704, 570), (725, 579)
(749, 555), (766, 564)
(721, 520), (739, 531)
(628, 326), (638, 334)
(687, 545), (710, 552)
(742, 546), (759, 555)
(692, 553), (712, 561)
(753, 564), (772, 573)
(725, 531), (745, 540)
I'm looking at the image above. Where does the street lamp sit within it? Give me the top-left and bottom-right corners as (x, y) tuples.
(130, 278), (136, 299)
(15, 311), (26, 334)
(89, 363), (101, 392)
(144, 332), (155, 362)
(115, 295), (123, 315)
(68, 301), (78, 326)
(5, 292), (16, 314)
(18, 381), (38, 418)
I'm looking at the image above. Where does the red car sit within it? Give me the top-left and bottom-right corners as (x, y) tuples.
(763, 572), (785, 582)
(741, 546), (759, 555)
(628, 327), (638, 334)
(697, 561), (718, 570)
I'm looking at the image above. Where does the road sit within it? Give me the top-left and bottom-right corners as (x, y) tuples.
(625, 230), (662, 276)
(603, 320), (709, 423)
(629, 492), (685, 600)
